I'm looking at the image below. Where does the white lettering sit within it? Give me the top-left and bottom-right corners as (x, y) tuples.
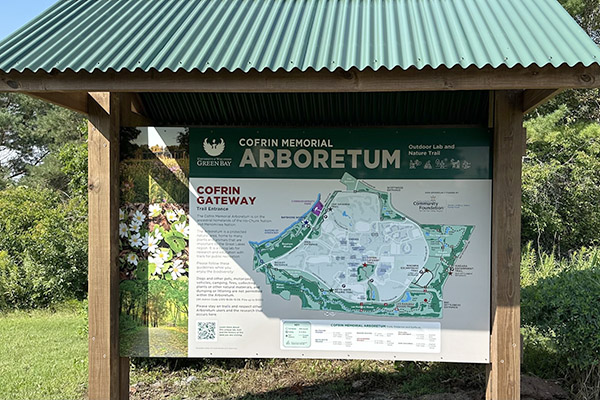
(294, 149), (311, 168)
(259, 149), (275, 168)
(331, 149), (345, 168)
(313, 149), (329, 168)
(239, 149), (257, 167)
(364, 150), (380, 169)
(382, 149), (401, 168)
(347, 149), (362, 168)
(277, 149), (292, 168)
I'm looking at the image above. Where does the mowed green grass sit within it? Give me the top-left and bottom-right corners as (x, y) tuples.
(0, 308), (87, 400)
(0, 306), (487, 400)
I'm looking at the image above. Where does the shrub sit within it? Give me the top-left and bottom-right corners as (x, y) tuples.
(0, 186), (88, 308)
(521, 245), (600, 399)
(0, 251), (56, 308)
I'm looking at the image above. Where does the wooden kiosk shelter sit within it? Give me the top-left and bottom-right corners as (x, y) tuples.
(2, 0), (600, 398)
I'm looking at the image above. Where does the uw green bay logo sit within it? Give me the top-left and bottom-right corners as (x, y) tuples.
(203, 138), (225, 157)
(195, 138), (232, 169)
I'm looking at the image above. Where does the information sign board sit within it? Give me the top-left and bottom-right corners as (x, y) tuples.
(185, 128), (491, 362)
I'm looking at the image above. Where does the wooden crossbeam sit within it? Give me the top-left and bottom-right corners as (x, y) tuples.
(2, 64), (600, 93)
(523, 89), (563, 113)
(24, 87), (560, 125)
(25, 91), (154, 126)
(26, 91), (88, 114)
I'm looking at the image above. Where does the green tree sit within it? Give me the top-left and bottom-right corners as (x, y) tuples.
(176, 128), (189, 149)
(522, 107), (600, 254)
(532, 89), (600, 124)
(530, 0), (600, 122)
(120, 127), (141, 160)
(0, 94), (86, 188)
(58, 141), (89, 199)
(559, 0), (600, 39)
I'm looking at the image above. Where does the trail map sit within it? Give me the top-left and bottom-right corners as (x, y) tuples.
(251, 173), (473, 318)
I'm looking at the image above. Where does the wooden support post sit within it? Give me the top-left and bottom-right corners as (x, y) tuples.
(486, 91), (523, 400)
(120, 357), (131, 399)
(88, 92), (129, 400)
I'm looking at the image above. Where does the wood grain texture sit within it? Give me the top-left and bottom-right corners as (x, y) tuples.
(25, 91), (88, 114)
(88, 92), (123, 400)
(131, 93), (148, 116)
(120, 357), (130, 400)
(522, 89), (563, 113)
(486, 90), (523, 400)
(2, 64), (599, 93)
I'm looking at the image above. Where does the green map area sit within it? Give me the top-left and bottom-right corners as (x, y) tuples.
(250, 173), (473, 318)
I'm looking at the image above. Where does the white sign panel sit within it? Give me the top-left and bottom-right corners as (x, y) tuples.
(184, 127), (491, 362)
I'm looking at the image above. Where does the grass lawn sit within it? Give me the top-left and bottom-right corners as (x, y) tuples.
(0, 305), (490, 399)
(0, 307), (87, 400)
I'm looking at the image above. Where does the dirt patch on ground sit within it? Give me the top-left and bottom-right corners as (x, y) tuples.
(521, 375), (569, 400)
(129, 371), (569, 400)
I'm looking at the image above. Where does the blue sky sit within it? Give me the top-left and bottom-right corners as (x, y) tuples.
(0, 0), (57, 41)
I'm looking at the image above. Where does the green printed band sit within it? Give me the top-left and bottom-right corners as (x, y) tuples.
(190, 128), (491, 180)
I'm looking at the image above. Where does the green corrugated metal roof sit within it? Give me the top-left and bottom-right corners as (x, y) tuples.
(139, 91), (489, 126)
(0, 0), (599, 74)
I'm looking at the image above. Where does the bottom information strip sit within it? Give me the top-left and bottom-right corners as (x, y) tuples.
(281, 320), (441, 353)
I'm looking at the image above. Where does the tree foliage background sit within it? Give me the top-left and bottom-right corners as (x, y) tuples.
(517, 2), (600, 396)
(0, 94), (88, 308)
(519, 0), (600, 256)
(522, 107), (600, 255)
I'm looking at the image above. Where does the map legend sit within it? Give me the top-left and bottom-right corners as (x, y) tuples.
(281, 320), (441, 353)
